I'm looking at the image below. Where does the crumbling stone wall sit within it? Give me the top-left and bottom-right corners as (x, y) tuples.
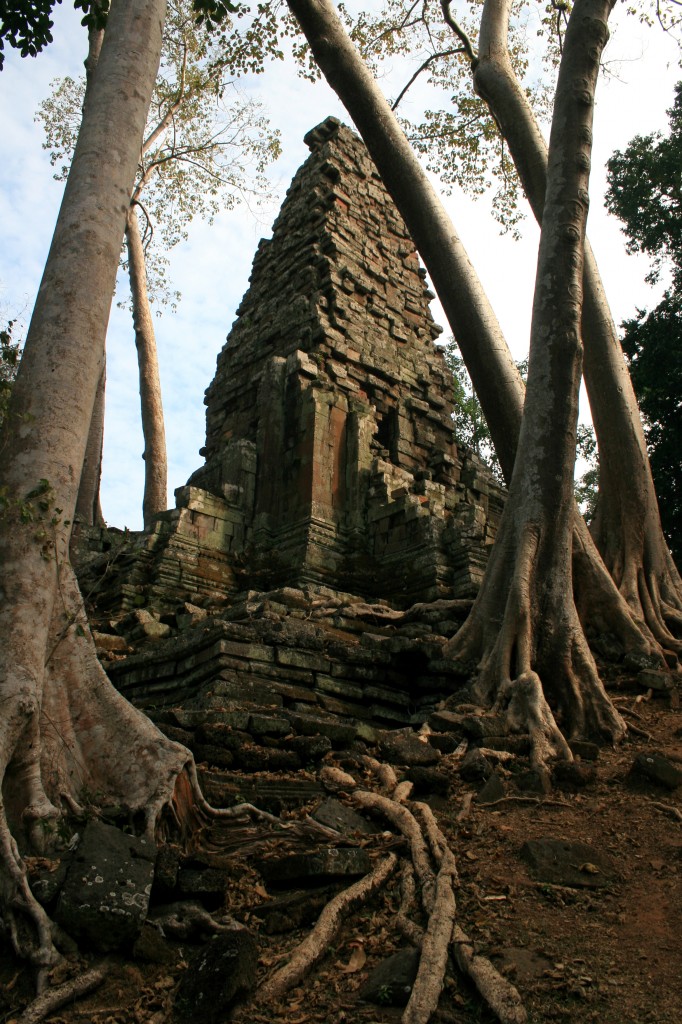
(120, 117), (503, 610)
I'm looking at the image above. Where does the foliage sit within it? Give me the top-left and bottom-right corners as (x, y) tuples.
(0, 0), (108, 69)
(185, 1), (559, 233)
(574, 423), (598, 523)
(193, 0), (292, 76)
(0, 0), (61, 68)
(443, 338), (529, 480)
(0, 319), (21, 428)
(343, 0), (558, 236)
(605, 81), (682, 289)
(606, 81), (682, 562)
(36, 0), (281, 309)
(445, 336), (599, 512)
(443, 337), (502, 478)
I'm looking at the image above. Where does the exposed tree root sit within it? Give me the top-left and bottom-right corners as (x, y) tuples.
(319, 765), (357, 793)
(632, 562), (682, 658)
(591, 509), (682, 662)
(396, 862), (424, 946)
(403, 854), (457, 1024)
(452, 926), (527, 1024)
(571, 517), (667, 664)
(393, 780), (415, 803)
(361, 755), (399, 793)
(352, 790), (436, 912)
(15, 964), (109, 1024)
(476, 796), (571, 809)
(411, 802), (449, 867)
(496, 671), (572, 777)
(254, 853), (398, 1004)
(457, 793), (474, 822)
(266, 762), (528, 1023)
(36, 562), (191, 840)
(0, 806), (58, 980)
(650, 801), (682, 823)
(444, 518), (627, 775)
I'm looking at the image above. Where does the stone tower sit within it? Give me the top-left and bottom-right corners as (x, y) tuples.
(148, 118), (503, 607)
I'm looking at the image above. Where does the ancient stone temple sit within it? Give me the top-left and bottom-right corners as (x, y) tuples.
(138, 118), (503, 609)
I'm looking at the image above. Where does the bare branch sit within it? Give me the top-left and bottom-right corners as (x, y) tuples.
(392, 48), (465, 111)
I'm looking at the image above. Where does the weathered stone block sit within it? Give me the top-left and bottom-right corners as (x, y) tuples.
(632, 751), (682, 789)
(520, 838), (615, 889)
(288, 711), (357, 745)
(173, 928), (258, 1024)
(218, 639), (275, 663)
(277, 649), (331, 672)
(316, 673), (365, 701)
(55, 821), (155, 951)
(256, 847), (372, 885)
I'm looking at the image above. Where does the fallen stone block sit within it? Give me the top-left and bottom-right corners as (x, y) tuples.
(358, 947), (420, 1007)
(286, 734), (333, 762)
(631, 751), (682, 790)
(459, 748), (492, 783)
(520, 838), (615, 889)
(379, 730), (441, 767)
(173, 927), (258, 1024)
(476, 772), (505, 804)
(313, 797), (376, 836)
(55, 820), (156, 951)
(256, 847), (372, 886)
(637, 669), (675, 693)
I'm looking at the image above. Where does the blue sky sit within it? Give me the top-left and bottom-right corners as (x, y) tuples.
(1, 3), (679, 528)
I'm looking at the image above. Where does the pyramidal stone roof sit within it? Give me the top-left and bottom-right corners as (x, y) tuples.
(194, 116), (453, 486)
(152, 117), (506, 605)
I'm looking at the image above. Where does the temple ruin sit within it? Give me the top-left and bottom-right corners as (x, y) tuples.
(128, 117), (503, 613)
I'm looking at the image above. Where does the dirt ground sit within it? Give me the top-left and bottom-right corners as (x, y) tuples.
(2, 679), (681, 1024)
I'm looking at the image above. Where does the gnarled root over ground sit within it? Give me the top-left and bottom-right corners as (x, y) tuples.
(255, 763), (527, 1024)
(444, 522), (627, 778)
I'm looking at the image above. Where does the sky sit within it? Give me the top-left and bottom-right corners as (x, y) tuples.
(0, 2), (679, 530)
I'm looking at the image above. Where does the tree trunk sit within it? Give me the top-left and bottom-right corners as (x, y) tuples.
(472, 0), (682, 653)
(74, 13), (107, 527)
(75, 361), (106, 526)
(0, 0), (191, 972)
(125, 202), (168, 527)
(446, 0), (624, 771)
(286, 0), (658, 669)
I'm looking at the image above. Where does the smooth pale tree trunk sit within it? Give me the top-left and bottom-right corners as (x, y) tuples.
(75, 362), (106, 526)
(74, 18), (107, 525)
(446, 0), (624, 770)
(286, 0), (658, 670)
(125, 202), (168, 527)
(472, 0), (682, 652)
(77, 17), (169, 530)
(0, 0), (191, 973)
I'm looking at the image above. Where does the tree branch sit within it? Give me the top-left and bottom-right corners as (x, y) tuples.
(392, 48), (465, 111)
(441, 0), (477, 62)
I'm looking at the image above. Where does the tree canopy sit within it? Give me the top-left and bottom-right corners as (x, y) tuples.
(0, 0), (108, 68)
(37, 0), (281, 310)
(606, 80), (682, 290)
